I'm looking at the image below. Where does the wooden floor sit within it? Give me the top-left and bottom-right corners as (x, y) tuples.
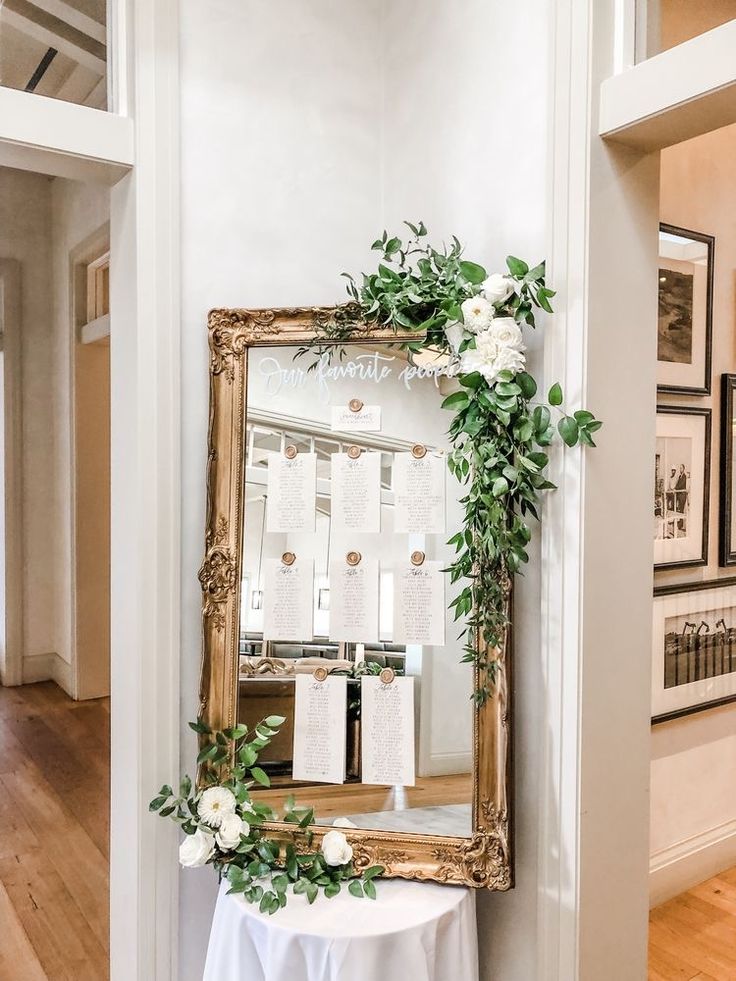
(2, 680), (736, 980)
(649, 870), (736, 980)
(0, 681), (109, 981)
(256, 772), (471, 820)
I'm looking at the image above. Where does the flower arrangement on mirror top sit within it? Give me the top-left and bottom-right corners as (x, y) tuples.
(150, 718), (382, 913)
(324, 223), (603, 703)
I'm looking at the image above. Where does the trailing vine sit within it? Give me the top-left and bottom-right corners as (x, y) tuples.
(315, 222), (601, 703)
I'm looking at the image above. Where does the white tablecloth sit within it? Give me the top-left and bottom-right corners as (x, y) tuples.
(203, 877), (478, 981)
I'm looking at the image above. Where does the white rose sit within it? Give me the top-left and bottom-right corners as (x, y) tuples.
(493, 344), (526, 376)
(215, 812), (249, 851)
(332, 817), (358, 829)
(489, 317), (524, 351)
(179, 828), (216, 868)
(444, 321), (466, 354)
(460, 295), (493, 333)
(481, 273), (515, 305)
(320, 829), (353, 867)
(198, 786), (237, 829)
(460, 330), (498, 379)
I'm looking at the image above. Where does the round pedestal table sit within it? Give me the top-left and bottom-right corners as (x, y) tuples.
(203, 877), (478, 981)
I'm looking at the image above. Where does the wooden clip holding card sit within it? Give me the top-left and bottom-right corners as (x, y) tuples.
(411, 443), (427, 459)
(284, 444), (298, 459)
(346, 550), (362, 566)
(410, 550), (426, 566)
(346, 445), (362, 459)
(349, 398), (364, 413)
(312, 665), (329, 682)
(379, 667), (396, 685)
(281, 551), (296, 566)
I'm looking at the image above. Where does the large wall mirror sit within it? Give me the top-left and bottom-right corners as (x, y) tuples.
(198, 306), (512, 888)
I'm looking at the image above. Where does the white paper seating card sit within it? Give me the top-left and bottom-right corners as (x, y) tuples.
(361, 673), (416, 786)
(393, 451), (445, 534)
(331, 401), (382, 433)
(328, 553), (379, 643)
(262, 555), (314, 641)
(331, 450), (381, 534)
(292, 673), (347, 785)
(266, 450), (316, 533)
(393, 557), (445, 646)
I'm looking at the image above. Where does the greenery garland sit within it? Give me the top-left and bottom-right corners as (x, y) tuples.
(326, 222), (601, 702)
(152, 223), (601, 910)
(151, 718), (383, 912)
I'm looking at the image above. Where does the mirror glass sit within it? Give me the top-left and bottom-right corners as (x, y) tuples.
(238, 342), (472, 837)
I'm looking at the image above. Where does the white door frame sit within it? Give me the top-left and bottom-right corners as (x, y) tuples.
(0, 259), (23, 687)
(0, 0), (181, 976)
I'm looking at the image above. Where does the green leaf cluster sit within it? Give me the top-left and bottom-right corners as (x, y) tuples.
(150, 718), (383, 912)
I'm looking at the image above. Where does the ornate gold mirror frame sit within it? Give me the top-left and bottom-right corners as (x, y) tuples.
(197, 305), (512, 890)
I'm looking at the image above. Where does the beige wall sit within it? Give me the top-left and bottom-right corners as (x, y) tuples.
(50, 177), (110, 698)
(0, 169), (56, 678)
(652, 122), (736, 902)
(0, 167), (109, 694)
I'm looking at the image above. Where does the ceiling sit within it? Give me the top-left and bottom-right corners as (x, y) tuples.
(0, 0), (107, 109)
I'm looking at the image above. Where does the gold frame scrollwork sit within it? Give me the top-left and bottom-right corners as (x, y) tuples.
(197, 305), (513, 891)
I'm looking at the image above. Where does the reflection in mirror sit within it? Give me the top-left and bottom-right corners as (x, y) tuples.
(237, 343), (473, 838)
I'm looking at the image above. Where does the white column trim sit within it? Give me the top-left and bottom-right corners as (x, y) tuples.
(600, 20), (736, 150)
(109, 1), (180, 978)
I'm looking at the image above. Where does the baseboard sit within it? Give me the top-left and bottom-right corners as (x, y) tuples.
(424, 750), (473, 777)
(22, 652), (73, 695)
(649, 817), (736, 907)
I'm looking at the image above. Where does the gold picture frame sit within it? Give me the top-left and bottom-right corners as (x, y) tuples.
(197, 305), (513, 890)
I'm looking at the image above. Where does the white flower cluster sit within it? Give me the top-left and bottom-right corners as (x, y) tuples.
(445, 273), (526, 385)
(179, 786), (251, 868)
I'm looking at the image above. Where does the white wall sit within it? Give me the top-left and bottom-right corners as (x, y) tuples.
(381, 3), (550, 977)
(179, 2), (383, 974)
(650, 122), (736, 903)
(179, 1), (552, 978)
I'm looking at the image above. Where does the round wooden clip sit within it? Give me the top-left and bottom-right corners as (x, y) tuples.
(346, 550), (362, 566)
(312, 666), (329, 682)
(349, 398), (364, 413)
(379, 667), (396, 685)
(284, 444), (298, 460)
(411, 443), (427, 459)
(347, 445), (362, 460)
(281, 551), (296, 566)
(410, 550), (426, 566)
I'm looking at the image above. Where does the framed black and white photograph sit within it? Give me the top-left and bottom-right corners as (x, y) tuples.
(652, 579), (736, 723)
(720, 374), (736, 566)
(654, 405), (711, 569)
(657, 224), (714, 395)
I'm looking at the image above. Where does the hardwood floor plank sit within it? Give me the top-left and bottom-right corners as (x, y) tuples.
(0, 880), (47, 981)
(0, 681), (110, 979)
(648, 939), (702, 980)
(0, 849), (108, 981)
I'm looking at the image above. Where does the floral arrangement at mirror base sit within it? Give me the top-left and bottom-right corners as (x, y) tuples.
(150, 718), (383, 914)
(306, 222), (602, 703)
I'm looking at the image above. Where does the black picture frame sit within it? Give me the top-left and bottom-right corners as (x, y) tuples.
(652, 577), (736, 725)
(654, 405), (711, 571)
(720, 374), (736, 566)
(657, 223), (714, 396)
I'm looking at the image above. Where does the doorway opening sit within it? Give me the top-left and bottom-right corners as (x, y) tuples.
(0, 168), (111, 979)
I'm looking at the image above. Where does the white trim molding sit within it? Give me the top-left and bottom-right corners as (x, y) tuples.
(0, 87), (133, 184)
(541, 0), (657, 978)
(108, 1), (181, 979)
(600, 20), (736, 151)
(650, 819), (736, 908)
(22, 651), (73, 693)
